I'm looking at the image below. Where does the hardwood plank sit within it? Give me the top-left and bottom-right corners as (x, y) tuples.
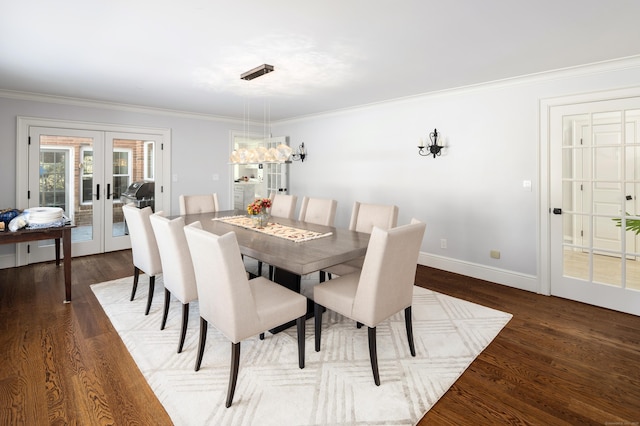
(0, 251), (171, 425)
(1, 254), (639, 424)
(416, 266), (640, 425)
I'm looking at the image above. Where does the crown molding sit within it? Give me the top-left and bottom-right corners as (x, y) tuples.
(0, 88), (245, 124)
(276, 55), (640, 125)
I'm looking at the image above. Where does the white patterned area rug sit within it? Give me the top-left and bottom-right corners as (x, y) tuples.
(91, 276), (512, 425)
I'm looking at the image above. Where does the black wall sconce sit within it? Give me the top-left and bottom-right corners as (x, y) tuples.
(418, 129), (442, 158)
(291, 142), (306, 162)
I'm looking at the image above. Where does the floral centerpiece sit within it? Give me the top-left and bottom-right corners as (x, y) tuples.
(247, 198), (272, 228)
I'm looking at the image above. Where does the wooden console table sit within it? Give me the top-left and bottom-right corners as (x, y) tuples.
(0, 225), (74, 302)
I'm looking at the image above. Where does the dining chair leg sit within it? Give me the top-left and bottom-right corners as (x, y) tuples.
(368, 327), (380, 386)
(257, 261), (263, 276)
(404, 306), (416, 357)
(178, 303), (190, 353)
(195, 317), (208, 371)
(314, 303), (323, 352)
(161, 289), (170, 330)
(131, 267), (140, 301)
(356, 322), (363, 328)
(226, 342), (241, 408)
(297, 315), (306, 369)
(259, 333), (264, 340)
(268, 265), (274, 280)
(319, 271), (326, 282)
(145, 275), (155, 315)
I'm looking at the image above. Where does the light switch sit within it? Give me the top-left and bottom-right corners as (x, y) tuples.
(522, 180), (532, 191)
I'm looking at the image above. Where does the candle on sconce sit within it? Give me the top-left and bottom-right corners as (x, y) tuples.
(418, 138), (425, 149)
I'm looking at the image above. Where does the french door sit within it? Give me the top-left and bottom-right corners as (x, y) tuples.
(550, 97), (640, 315)
(17, 118), (168, 263)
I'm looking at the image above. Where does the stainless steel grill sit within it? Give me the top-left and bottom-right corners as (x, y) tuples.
(121, 181), (155, 210)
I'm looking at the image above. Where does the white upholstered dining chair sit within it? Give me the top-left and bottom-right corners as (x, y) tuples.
(297, 195), (338, 287)
(184, 221), (307, 408)
(313, 219), (426, 386)
(298, 196), (337, 226)
(122, 205), (163, 315)
(149, 213), (198, 353)
(179, 193), (220, 215)
(268, 192), (297, 219)
(322, 201), (399, 280)
(255, 192), (299, 277)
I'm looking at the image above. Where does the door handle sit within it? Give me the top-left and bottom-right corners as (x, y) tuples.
(107, 183), (112, 200)
(552, 208), (562, 215)
(626, 195), (633, 200)
(96, 184), (100, 201)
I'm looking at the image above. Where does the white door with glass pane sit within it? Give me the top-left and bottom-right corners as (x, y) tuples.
(264, 136), (289, 196)
(28, 127), (104, 259)
(550, 97), (640, 316)
(104, 132), (160, 252)
(24, 124), (163, 261)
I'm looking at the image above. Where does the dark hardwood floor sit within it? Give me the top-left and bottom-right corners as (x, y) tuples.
(1, 251), (639, 425)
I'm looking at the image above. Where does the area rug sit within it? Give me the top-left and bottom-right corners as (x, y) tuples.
(91, 276), (511, 425)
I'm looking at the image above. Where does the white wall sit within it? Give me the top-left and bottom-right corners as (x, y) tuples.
(2, 57), (640, 293)
(274, 57), (640, 292)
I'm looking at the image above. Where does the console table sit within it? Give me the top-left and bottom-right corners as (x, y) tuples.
(0, 225), (74, 302)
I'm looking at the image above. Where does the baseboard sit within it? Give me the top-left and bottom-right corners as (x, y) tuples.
(418, 252), (540, 294)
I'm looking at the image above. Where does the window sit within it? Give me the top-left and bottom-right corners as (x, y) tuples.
(80, 148), (94, 205)
(112, 149), (132, 201)
(144, 141), (155, 181)
(40, 148), (69, 211)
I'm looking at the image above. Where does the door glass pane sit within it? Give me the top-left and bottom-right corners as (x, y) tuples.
(561, 212), (589, 280)
(627, 259), (640, 290)
(563, 246), (589, 281)
(593, 253), (621, 287)
(112, 139), (153, 238)
(40, 135), (94, 243)
(144, 141), (155, 180)
(81, 149), (94, 204)
(39, 149), (67, 211)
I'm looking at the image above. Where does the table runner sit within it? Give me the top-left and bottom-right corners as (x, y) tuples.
(214, 215), (333, 243)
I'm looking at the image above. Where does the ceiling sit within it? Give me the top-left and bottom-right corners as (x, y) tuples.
(1, 0), (639, 121)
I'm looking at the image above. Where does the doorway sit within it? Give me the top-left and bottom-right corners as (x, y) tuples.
(547, 95), (640, 315)
(16, 117), (170, 265)
(230, 132), (290, 209)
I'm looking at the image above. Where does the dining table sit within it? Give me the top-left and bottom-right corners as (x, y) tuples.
(175, 209), (371, 332)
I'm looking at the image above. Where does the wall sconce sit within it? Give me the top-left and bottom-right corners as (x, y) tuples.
(291, 142), (306, 162)
(418, 129), (442, 158)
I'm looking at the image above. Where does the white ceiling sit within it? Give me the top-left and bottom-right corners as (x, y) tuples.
(1, 0), (639, 121)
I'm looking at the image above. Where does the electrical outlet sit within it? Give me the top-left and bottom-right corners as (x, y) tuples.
(440, 239), (447, 249)
(490, 250), (501, 259)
